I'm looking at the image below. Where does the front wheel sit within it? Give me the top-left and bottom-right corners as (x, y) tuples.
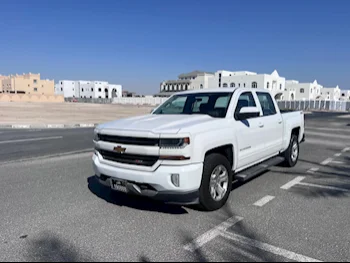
(282, 134), (299, 167)
(199, 153), (233, 211)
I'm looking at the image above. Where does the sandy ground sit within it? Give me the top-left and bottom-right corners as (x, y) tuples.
(0, 102), (153, 125)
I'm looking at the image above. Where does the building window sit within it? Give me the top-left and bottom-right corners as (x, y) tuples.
(267, 82), (270, 89)
(238, 83), (241, 87)
(222, 83), (228, 88)
(90, 96), (92, 99)
(280, 84), (282, 90)
(61, 82), (63, 85)
(82, 88), (84, 92)
(91, 88), (94, 92)
(200, 84), (203, 89)
(99, 96), (101, 98)
(244, 83), (246, 88)
(98, 88), (101, 92)
(230, 83), (235, 88)
(252, 82), (257, 88)
(34, 88), (38, 92)
(28, 84), (30, 87)
(61, 88), (63, 91)
(300, 88), (305, 93)
(33, 79), (37, 84)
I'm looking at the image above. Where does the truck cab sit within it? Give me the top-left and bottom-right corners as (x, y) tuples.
(93, 88), (305, 211)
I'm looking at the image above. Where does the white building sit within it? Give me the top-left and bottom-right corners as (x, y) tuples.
(158, 71), (215, 96)
(55, 80), (122, 99)
(55, 80), (79, 98)
(158, 69), (285, 98)
(216, 70), (285, 99)
(284, 80), (323, 101)
(340, 90), (350, 101)
(321, 86), (341, 101)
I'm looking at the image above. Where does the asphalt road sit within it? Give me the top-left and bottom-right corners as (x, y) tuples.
(0, 112), (349, 262)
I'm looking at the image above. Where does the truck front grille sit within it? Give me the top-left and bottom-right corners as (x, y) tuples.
(98, 149), (159, 167)
(98, 134), (159, 146)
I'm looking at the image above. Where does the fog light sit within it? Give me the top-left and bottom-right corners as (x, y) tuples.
(171, 174), (180, 187)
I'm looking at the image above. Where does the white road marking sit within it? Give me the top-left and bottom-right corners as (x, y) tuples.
(334, 153), (342, 157)
(47, 124), (65, 128)
(299, 182), (349, 192)
(307, 167), (319, 174)
(280, 176), (305, 190)
(321, 158), (333, 165)
(342, 147), (350, 153)
(11, 124), (30, 129)
(330, 161), (344, 164)
(0, 136), (63, 145)
(219, 231), (323, 262)
(0, 149), (93, 166)
(183, 216), (243, 252)
(253, 195), (275, 207)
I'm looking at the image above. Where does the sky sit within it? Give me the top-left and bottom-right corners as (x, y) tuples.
(0, 0), (349, 94)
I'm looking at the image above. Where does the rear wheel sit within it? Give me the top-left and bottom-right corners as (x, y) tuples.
(199, 154), (233, 211)
(282, 134), (299, 167)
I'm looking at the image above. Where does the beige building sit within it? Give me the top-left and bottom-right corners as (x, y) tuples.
(0, 73), (54, 95)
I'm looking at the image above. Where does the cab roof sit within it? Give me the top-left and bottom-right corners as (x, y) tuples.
(175, 88), (270, 95)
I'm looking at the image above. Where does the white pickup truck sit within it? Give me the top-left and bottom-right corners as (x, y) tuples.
(93, 88), (305, 211)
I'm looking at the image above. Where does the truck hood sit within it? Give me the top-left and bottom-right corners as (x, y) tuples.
(97, 114), (214, 134)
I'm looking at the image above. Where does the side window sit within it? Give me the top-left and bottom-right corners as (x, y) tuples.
(234, 92), (256, 118)
(256, 92), (277, 116)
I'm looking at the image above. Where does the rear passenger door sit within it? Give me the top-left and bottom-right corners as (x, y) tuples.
(256, 92), (283, 157)
(234, 91), (266, 170)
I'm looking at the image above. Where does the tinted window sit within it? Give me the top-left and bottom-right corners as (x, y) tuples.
(235, 92), (256, 117)
(257, 92), (277, 116)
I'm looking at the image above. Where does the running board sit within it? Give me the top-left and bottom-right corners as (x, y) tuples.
(235, 156), (285, 182)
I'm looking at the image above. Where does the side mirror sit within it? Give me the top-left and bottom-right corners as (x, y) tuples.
(236, 107), (260, 120)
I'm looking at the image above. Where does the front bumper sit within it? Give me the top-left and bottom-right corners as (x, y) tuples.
(92, 153), (203, 205)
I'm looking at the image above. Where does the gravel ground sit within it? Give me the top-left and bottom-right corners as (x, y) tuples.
(0, 102), (153, 125)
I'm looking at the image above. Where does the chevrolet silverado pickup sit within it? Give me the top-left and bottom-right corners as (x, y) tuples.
(93, 88), (305, 211)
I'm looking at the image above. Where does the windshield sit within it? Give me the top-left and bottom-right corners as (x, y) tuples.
(153, 92), (233, 118)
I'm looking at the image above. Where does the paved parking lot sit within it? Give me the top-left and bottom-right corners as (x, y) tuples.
(0, 112), (349, 262)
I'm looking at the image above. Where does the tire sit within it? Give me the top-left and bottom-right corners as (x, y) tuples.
(282, 134), (299, 167)
(199, 153), (233, 211)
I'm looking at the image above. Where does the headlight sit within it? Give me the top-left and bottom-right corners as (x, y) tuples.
(159, 137), (190, 148)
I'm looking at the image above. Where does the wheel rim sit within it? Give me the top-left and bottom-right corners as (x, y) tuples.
(209, 165), (229, 201)
(291, 141), (299, 162)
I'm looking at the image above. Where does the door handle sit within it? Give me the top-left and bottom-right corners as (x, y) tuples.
(258, 123), (264, 128)
(278, 120), (283, 124)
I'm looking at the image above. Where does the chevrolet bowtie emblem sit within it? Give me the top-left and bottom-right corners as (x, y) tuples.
(114, 146), (126, 153)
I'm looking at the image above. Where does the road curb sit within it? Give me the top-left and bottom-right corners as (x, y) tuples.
(0, 124), (99, 129)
